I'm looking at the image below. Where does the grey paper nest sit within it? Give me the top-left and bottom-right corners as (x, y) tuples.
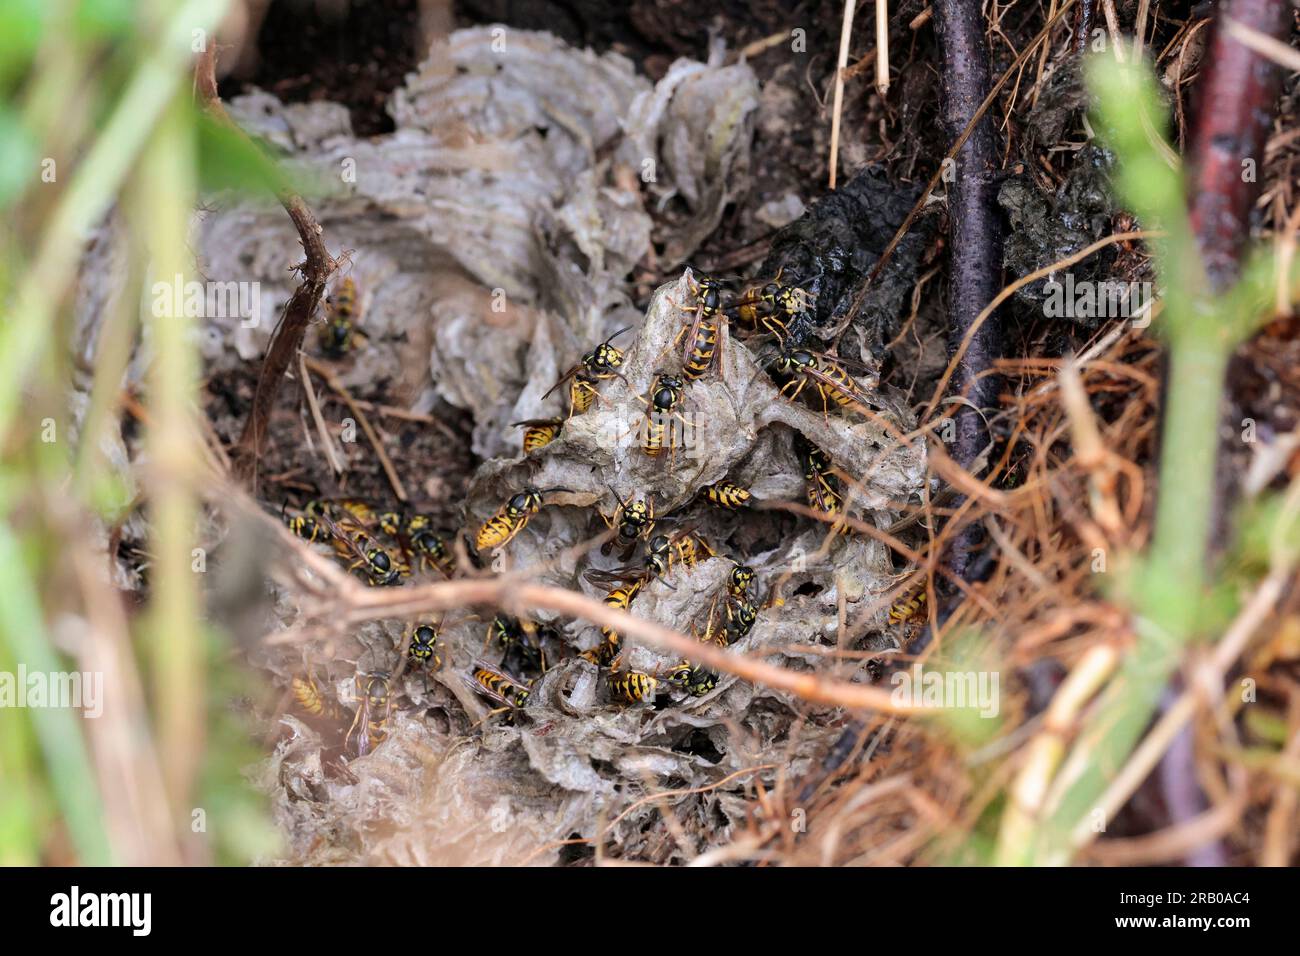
(172, 26), (929, 865)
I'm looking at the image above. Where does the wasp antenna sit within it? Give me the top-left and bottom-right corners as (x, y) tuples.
(605, 325), (633, 344)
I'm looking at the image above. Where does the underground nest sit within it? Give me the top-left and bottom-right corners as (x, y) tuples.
(265, 270), (926, 865)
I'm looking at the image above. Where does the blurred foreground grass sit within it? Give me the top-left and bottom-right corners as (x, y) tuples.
(0, 0), (281, 865)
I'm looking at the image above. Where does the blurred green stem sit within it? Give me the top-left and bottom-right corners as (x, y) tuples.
(997, 53), (1277, 865)
(135, 92), (205, 829)
(0, 524), (112, 864)
(0, 0), (227, 439)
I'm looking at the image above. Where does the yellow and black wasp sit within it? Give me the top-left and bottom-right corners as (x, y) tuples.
(282, 502), (327, 543)
(644, 529), (714, 579)
(701, 480), (753, 510)
(394, 514), (455, 577)
(723, 595), (759, 643)
(319, 277), (365, 358)
(345, 671), (392, 757)
(601, 487), (655, 559)
(727, 274), (815, 345)
(486, 613), (546, 674)
(663, 661), (718, 698)
(690, 561), (759, 647)
(796, 435), (848, 534)
(726, 561), (756, 599)
(514, 418), (564, 455)
(292, 672), (341, 720)
(637, 372), (691, 464)
(541, 327), (631, 419)
(318, 511), (407, 586)
(888, 586), (928, 626)
(580, 577), (644, 667)
(475, 486), (569, 553)
(588, 528), (714, 586)
(407, 622), (444, 673)
(607, 668), (658, 705)
(464, 662), (532, 723)
(676, 272), (726, 382)
(767, 347), (880, 420)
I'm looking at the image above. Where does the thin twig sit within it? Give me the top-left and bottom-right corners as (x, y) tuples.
(194, 45), (337, 485)
(828, 0), (859, 189)
(302, 356), (408, 502)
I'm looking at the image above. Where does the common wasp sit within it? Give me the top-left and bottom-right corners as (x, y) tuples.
(701, 480), (753, 510)
(663, 662), (718, 698)
(407, 623), (444, 672)
(676, 272), (726, 382)
(637, 373), (692, 463)
(412, 529), (454, 576)
(767, 347), (880, 420)
(644, 529), (714, 579)
(888, 587), (928, 626)
(282, 502), (326, 543)
(292, 672), (340, 720)
(796, 435), (848, 534)
(726, 562), (756, 599)
(724, 594), (759, 642)
(601, 487), (655, 559)
(541, 327), (630, 419)
(728, 275), (814, 345)
(514, 418), (564, 455)
(464, 662), (532, 723)
(319, 277), (365, 358)
(580, 578), (644, 667)
(607, 668), (658, 705)
(345, 671), (392, 757)
(486, 613), (546, 674)
(318, 511), (407, 586)
(475, 486), (568, 552)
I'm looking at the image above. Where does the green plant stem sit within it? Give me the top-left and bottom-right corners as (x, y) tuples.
(0, 0), (227, 439)
(0, 523), (112, 864)
(136, 93), (205, 826)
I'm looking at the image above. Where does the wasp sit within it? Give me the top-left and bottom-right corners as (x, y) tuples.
(645, 529), (714, 579)
(319, 277), (365, 358)
(319, 511), (406, 586)
(637, 373), (692, 462)
(465, 662), (532, 722)
(475, 486), (568, 552)
(372, 511), (451, 576)
(581, 578), (644, 666)
(664, 662), (718, 698)
(701, 480), (752, 510)
(723, 595), (759, 643)
(607, 669), (658, 705)
(677, 273), (726, 381)
(888, 587), (927, 626)
(541, 327), (631, 419)
(726, 562), (756, 599)
(282, 502), (327, 543)
(768, 347), (880, 419)
(486, 613), (546, 674)
(601, 488), (655, 559)
(345, 672), (391, 757)
(797, 436), (848, 534)
(413, 522), (460, 574)
(728, 275), (814, 345)
(407, 623), (444, 672)
(292, 673), (341, 720)
(514, 418), (564, 455)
